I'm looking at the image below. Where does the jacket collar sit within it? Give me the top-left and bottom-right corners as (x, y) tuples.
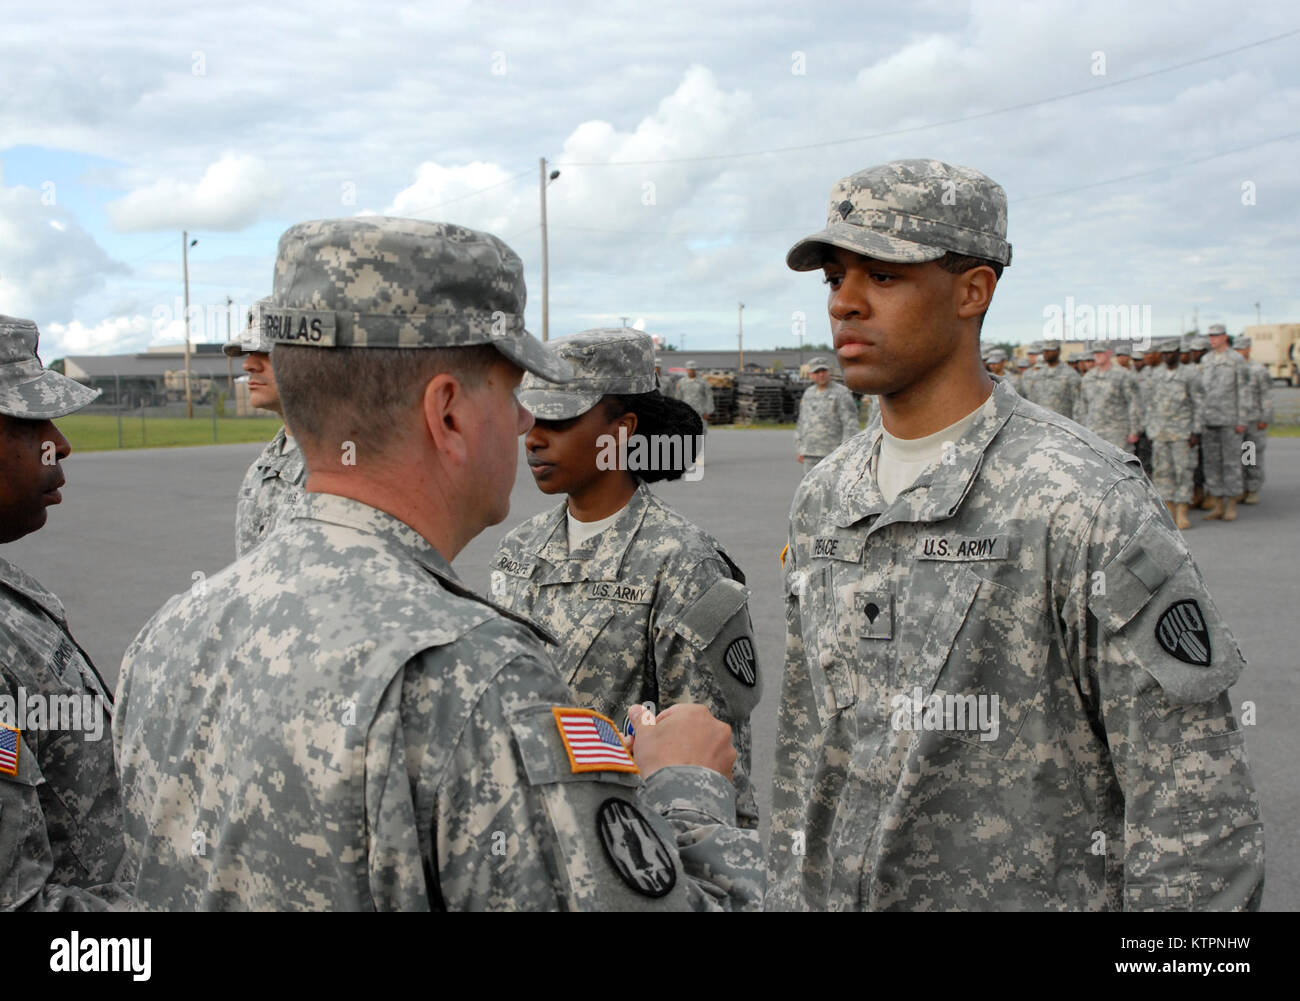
(534, 481), (653, 584)
(829, 380), (1014, 532)
(0, 555), (66, 625)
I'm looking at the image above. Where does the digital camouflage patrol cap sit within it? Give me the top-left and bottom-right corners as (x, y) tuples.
(0, 315), (100, 419)
(517, 328), (656, 421)
(265, 217), (572, 383)
(807, 356), (831, 372)
(223, 297), (275, 357)
(787, 159), (1012, 271)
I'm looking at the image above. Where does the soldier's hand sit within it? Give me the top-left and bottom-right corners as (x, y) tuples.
(797, 454), (804, 463)
(1235, 425), (1247, 433)
(1127, 434), (1139, 444)
(1258, 421), (1267, 430)
(626, 703), (736, 782)
(1189, 434), (1200, 446)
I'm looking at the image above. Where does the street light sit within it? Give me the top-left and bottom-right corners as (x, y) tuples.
(540, 160), (562, 341)
(182, 232), (198, 418)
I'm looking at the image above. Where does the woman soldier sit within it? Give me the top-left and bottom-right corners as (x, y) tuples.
(492, 328), (761, 828)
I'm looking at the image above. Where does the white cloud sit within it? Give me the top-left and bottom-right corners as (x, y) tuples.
(106, 153), (282, 232)
(0, 165), (124, 324)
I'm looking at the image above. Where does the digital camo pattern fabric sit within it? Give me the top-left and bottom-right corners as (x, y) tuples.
(676, 377), (714, 419)
(786, 159), (1013, 270)
(1077, 365), (1141, 451)
(1242, 360), (1272, 494)
(797, 382), (860, 459)
(0, 557), (127, 911)
(768, 380), (1264, 911)
(234, 427), (307, 557)
(1197, 349), (1254, 499)
(1024, 361), (1080, 419)
(0, 315), (101, 419)
(492, 482), (762, 828)
(1146, 366), (1204, 505)
(115, 492), (762, 911)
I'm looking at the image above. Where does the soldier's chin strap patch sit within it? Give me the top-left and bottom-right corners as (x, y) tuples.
(595, 798), (677, 898)
(1156, 599), (1211, 666)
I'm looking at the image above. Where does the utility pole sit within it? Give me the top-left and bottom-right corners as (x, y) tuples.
(226, 295), (234, 398)
(539, 159), (561, 341)
(737, 302), (744, 372)
(1192, 306), (1198, 333)
(619, 316), (630, 328)
(182, 231), (195, 418)
(1254, 302), (1261, 325)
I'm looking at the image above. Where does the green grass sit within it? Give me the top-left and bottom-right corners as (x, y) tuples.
(1268, 424), (1300, 438)
(57, 415), (283, 452)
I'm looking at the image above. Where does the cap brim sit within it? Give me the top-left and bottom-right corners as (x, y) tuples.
(0, 370), (101, 419)
(492, 329), (574, 384)
(517, 387), (602, 421)
(787, 221), (948, 271)
(223, 340), (245, 357)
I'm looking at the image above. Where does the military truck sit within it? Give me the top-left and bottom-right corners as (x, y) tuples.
(1243, 323), (1300, 386)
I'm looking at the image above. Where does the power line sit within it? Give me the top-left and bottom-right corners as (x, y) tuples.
(397, 166), (533, 217)
(553, 27), (1300, 167)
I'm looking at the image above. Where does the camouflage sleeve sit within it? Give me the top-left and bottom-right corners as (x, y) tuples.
(1236, 359), (1253, 426)
(795, 390), (809, 454)
(837, 387), (859, 443)
(1, 723), (125, 911)
(1127, 372), (1142, 438)
(233, 454), (261, 558)
(1256, 367), (1273, 424)
(429, 651), (761, 910)
(703, 382), (714, 417)
(651, 556), (761, 829)
(1064, 477), (1264, 911)
(1191, 370), (1205, 433)
(766, 519), (823, 910)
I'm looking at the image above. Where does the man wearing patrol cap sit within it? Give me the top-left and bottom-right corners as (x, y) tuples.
(1077, 342), (1142, 452)
(0, 316), (128, 910)
(1147, 338), (1204, 530)
(1234, 335), (1271, 504)
(1020, 341), (1042, 396)
(114, 218), (762, 911)
(796, 356), (859, 472)
(1197, 323), (1253, 521)
(1024, 337), (1080, 419)
(770, 160), (1262, 911)
(226, 298), (307, 556)
(676, 360), (713, 421)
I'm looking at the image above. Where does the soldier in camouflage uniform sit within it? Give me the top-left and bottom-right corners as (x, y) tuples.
(1077, 344), (1142, 452)
(1197, 324), (1253, 522)
(985, 348), (1014, 394)
(493, 328), (760, 828)
(114, 219), (763, 911)
(0, 316), (128, 911)
(1234, 335), (1272, 504)
(676, 361), (713, 420)
(1024, 338), (1080, 418)
(228, 299), (307, 557)
(770, 159), (1263, 911)
(1146, 339), (1203, 530)
(1019, 342), (1042, 397)
(796, 356), (859, 472)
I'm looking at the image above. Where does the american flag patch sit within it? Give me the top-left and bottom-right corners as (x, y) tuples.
(0, 723), (19, 777)
(553, 708), (639, 774)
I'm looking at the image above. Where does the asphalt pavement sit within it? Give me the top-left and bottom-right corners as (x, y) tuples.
(6, 429), (1295, 910)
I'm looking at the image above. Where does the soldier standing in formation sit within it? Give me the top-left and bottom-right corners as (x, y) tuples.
(795, 356), (860, 472)
(1197, 323), (1253, 522)
(676, 360), (713, 466)
(1234, 335), (1272, 505)
(493, 327), (761, 828)
(769, 158), (1263, 911)
(114, 219), (763, 911)
(1135, 341), (1164, 475)
(1146, 338), (1203, 530)
(227, 299), (307, 557)
(1024, 337), (1080, 418)
(1077, 343), (1142, 452)
(0, 316), (128, 911)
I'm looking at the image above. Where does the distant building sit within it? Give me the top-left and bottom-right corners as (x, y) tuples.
(61, 343), (240, 408)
